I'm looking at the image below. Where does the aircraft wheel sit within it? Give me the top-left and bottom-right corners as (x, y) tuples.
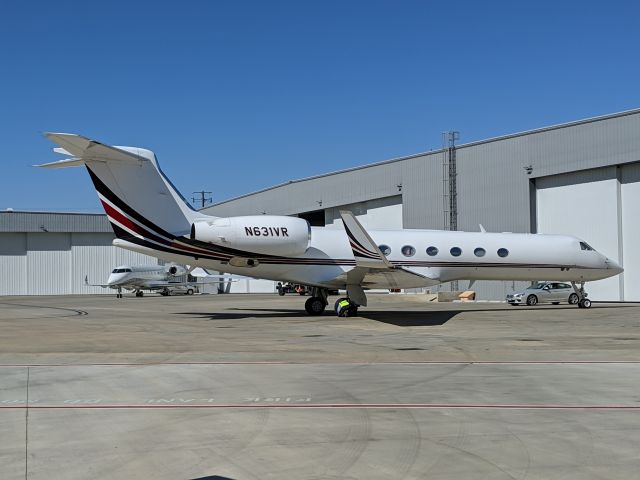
(278, 289), (285, 296)
(334, 297), (349, 314)
(347, 304), (359, 317)
(305, 297), (326, 315)
(186, 288), (194, 295)
(526, 295), (538, 306)
(568, 293), (579, 305)
(579, 298), (592, 309)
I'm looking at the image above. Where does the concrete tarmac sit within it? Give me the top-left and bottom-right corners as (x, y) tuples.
(1, 293), (640, 479)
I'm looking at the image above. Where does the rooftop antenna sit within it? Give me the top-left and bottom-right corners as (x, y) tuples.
(191, 191), (212, 209)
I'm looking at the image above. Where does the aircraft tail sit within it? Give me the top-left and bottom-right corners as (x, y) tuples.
(37, 133), (209, 241)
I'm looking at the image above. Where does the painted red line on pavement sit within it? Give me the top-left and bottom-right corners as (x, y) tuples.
(2, 404), (640, 410)
(1, 361), (640, 368)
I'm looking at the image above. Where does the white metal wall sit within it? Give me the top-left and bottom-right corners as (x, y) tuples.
(0, 233), (28, 295)
(324, 196), (403, 229)
(0, 232), (158, 295)
(536, 167), (623, 301)
(621, 163), (640, 301)
(27, 233), (72, 295)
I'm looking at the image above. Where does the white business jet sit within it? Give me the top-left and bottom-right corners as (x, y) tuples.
(85, 263), (198, 298)
(39, 133), (623, 315)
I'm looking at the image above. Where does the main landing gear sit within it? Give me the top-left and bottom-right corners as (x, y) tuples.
(335, 297), (359, 317)
(135, 290), (144, 298)
(304, 287), (329, 315)
(302, 287), (363, 317)
(571, 281), (592, 309)
(116, 287), (123, 299)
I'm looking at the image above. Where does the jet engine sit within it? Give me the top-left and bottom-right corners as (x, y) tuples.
(166, 264), (187, 276)
(191, 216), (311, 257)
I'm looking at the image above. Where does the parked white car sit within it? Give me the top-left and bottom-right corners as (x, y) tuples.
(507, 282), (581, 306)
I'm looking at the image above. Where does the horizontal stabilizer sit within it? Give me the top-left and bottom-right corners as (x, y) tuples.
(36, 132), (151, 168)
(36, 157), (85, 169)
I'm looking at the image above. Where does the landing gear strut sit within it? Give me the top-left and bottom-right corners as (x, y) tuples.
(571, 281), (591, 309)
(304, 287), (328, 315)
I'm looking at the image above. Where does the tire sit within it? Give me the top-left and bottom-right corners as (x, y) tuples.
(305, 297), (326, 315)
(334, 297), (348, 314)
(568, 293), (579, 305)
(580, 298), (592, 309)
(526, 295), (538, 306)
(278, 289), (285, 296)
(186, 289), (194, 295)
(509, 303), (519, 306)
(551, 302), (560, 305)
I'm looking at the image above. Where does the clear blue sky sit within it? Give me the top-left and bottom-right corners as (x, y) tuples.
(2, 0), (639, 212)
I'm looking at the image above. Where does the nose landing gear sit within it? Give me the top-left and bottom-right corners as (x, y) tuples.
(571, 281), (591, 308)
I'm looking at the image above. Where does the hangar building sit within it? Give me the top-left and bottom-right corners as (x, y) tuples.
(203, 109), (640, 301)
(0, 212), (157, 295)
(2, 109), (639, 299)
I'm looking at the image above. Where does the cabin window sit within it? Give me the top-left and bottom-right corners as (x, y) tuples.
(378, 244), (391, 256)
(579, 241), (594, 251)
(497, 248), (509, 258)
(450, 247), (462, 257)
(401, 245), (416, 257)
(426, 246), (439, 256)
(474, 247), (486, 257)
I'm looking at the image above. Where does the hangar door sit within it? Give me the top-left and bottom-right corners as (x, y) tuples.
(536, 167), (622, 301)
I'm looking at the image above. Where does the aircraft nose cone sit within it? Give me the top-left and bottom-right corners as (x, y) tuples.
(606, 259), (624, 274)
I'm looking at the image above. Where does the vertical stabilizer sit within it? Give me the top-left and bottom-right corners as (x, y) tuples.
(38, 133), (209, 239)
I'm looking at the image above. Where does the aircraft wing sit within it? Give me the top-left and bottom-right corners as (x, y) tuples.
(338, 211), (440, 289)
(84, 275), (112, 289)
(328, 266), (440, 290)
(340, 211), (392, 268)
(36, 133), (149, 168)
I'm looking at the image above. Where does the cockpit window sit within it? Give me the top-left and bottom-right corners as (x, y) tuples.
(579, 242), (594, 251)
(112, 269), (119, 273)
(112, 268), (132, 273)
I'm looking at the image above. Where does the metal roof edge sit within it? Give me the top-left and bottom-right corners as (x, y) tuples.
(206, 107), (640, 209)
(0, 210), (106, 216)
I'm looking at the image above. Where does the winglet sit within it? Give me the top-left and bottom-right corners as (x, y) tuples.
(479, 224), (486, 233)
(340, 211), (392, 269)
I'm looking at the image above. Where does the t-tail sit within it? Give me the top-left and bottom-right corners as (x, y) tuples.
(37, 133), (209, 249)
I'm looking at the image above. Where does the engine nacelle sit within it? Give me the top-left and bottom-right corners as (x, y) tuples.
(191, 216), (311, 257)
(166, 264), (187, 276)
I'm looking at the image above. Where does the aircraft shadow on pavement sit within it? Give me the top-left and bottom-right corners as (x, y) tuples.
(191, 476), (236, 480)
(175, 309), (305, 320)
(358, 310), (459, 326)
